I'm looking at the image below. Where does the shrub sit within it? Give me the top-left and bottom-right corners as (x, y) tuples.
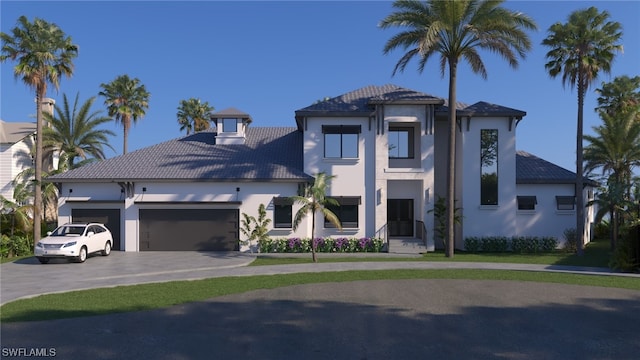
(464, 237), (481, 253)
(259, 237), (384, 253)
(0, 234), (33, 258)
(480, 236), (509, 252)
(540, 237), (558, 252)
(562, 228), (577, 253)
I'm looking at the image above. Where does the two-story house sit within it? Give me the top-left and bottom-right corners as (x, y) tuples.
(48, 85), (595, 252)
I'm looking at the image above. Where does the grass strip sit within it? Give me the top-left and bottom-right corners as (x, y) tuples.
(1, 269), (638, 323)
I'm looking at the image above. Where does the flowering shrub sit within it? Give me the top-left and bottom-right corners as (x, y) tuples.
(258, 237), (384, 253)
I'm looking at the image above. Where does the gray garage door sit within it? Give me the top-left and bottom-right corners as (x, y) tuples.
(72, 208), (121, 250)
(139, 209), (239, 251)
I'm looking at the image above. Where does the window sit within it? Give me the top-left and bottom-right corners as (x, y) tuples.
(388, 127), (414, 159)
(556, 196), (575, 210)
(223, 118), (237, 132)
(323, 125), (360, 158)
(325, 196), (360, 228)
(481, 129), (498, 205)
(517, 196), (537, 210)
(273, 197), (293, 228)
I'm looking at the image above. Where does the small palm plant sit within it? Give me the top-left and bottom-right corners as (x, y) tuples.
(240, 204), (271, 253)
(290, 172), (342, 263)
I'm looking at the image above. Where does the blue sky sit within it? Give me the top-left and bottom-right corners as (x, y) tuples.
(2, 1), (639, 173)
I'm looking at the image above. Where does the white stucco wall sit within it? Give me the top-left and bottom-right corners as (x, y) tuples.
(57, 181), (306, 252)
(303, 116), (370, 239)
(460, 117), (517, 240)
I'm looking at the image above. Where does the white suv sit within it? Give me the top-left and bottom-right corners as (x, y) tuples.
(35, 223), (113, 264)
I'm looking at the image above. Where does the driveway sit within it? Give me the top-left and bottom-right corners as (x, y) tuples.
(2, 252), (640, 359)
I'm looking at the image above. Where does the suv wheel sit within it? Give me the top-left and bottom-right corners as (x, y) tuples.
(76, 246), (88, 263)
(102, 241), (111, 256)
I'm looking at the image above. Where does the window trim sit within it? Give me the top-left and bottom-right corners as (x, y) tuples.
(517, 196), (537, 211)
(556, 196), (575, 211)
(273, 197), (293, 228)
(324, 196), (360, 229)
(322, 125), (361, 159)
(222, 118), (237, 133)
(388, 126), (415, 159)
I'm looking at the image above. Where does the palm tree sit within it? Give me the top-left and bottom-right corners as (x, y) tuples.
(43, 93), (115, 170)
(290, 172), (342, 263)
(99, 74), (150, 154)
(585, 111), (640, 249)
(0, 183), (35, 238)
(380, 0), (537, 257)
(176, 98), (215, 135)
(595, 75), (640, 117)
(1, 16), (79, 244)
(542, 6), (623, 255)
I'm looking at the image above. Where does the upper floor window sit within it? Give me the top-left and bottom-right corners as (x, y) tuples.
(325, 196), (360, 228)
(223, 118), (237, 132)
(322, 125), (360, 158)
(517, 196), (537, 210)
(388, 127), (414, 159)
(481, 129), (498, 205)
(273, 197), (293, 228)
(556, 196), (575, 210)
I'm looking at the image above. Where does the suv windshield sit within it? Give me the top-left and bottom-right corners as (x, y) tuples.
(51, 225), (86, 236)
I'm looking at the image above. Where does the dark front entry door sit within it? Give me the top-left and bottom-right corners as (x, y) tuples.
(388, 199), (413, 237)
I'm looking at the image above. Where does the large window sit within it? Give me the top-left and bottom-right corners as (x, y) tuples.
(388, 127), (414, 159)
(323, 125), (360, 158)
(325, 196), (360, 228)
(480, 129), (499, 205)
(273, 197), (293, 228)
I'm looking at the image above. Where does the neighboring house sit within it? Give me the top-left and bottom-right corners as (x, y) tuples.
(48, 85), (596, 252)
(0, 119), (36, 203)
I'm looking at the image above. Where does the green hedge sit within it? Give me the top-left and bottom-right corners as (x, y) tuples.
(464, 236), (558, 253)
(258, 237), (384, 253)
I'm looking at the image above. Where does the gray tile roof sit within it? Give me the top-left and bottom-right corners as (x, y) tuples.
(295, 84), (526, 124)
(436, 101), (527, 118)
(516, 150), (596, 185)
(0, 120), (36, 144)
(48, 127), (312, 182)
(295, 84), (443, 115)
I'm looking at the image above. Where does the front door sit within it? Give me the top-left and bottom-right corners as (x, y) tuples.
(387, 199), (413, 237)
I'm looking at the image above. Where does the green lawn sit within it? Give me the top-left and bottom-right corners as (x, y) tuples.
(1, 239), (635, 323)
(250, 239), (612, 267)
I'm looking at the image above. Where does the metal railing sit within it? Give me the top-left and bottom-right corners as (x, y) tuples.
(415, 220), (428, 249)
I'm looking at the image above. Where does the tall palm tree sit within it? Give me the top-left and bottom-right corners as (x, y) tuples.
(43, 93), (115, 170)
(99, 74), (150, 154)
(290, 172), (342, 263)
(542, 6), (623, 255)
(176, 98), (215, 135)
(585, 110), (640, 249)
(595, 75), (640, 117)
(380, 0), (537, 257)
(1, 16), (79, 244)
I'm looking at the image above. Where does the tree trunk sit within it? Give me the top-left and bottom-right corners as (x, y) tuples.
(446, 59), (458, 258)
(576, 73), (586, 256)
(123, 115), (130, 154)
(311, 206), (317, 263)
(33, 87), (45, 247)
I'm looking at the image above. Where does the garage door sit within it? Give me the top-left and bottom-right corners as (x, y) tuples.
(139, 209), (239, 251)
(72, 209), (121, 250)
